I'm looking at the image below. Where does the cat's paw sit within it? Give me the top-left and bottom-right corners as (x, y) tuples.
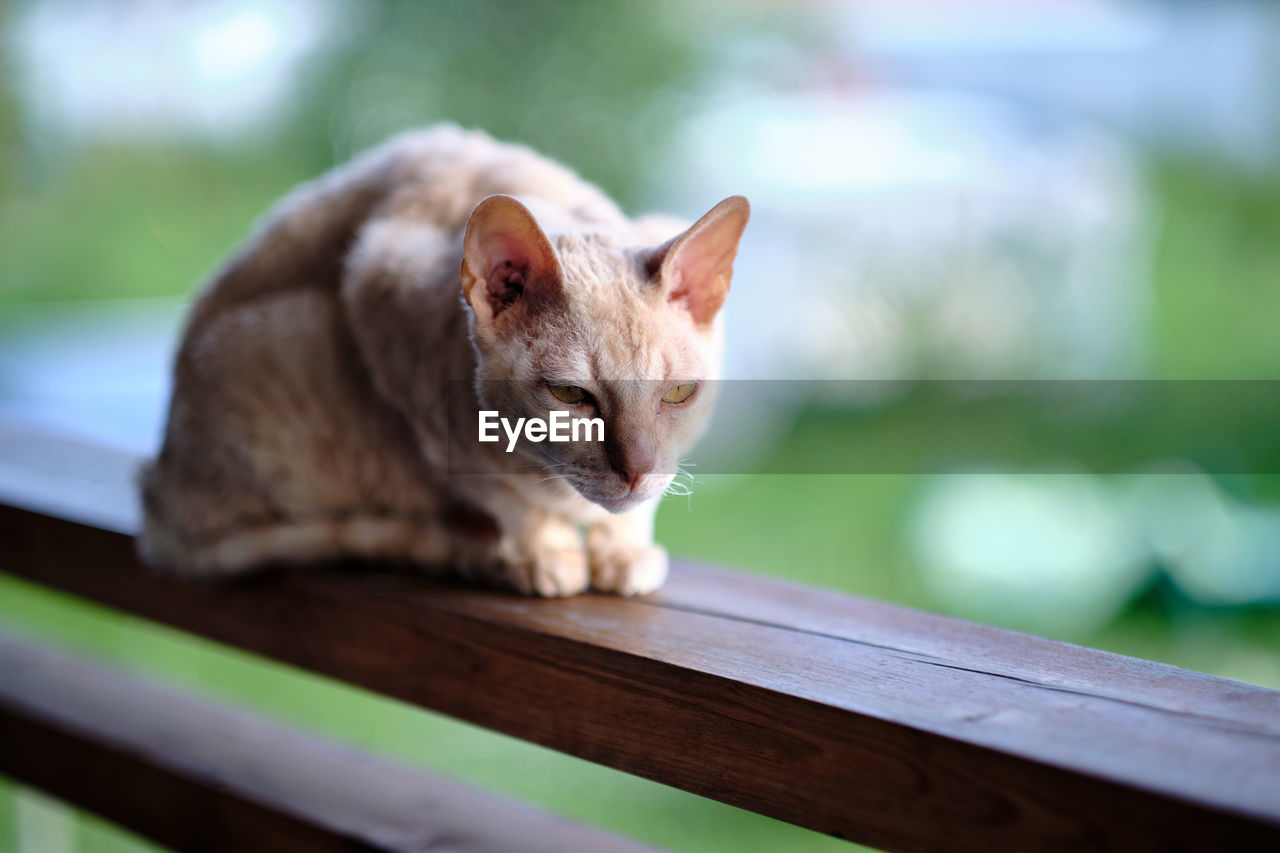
(503, 545), (590, 598)
(589, 543), (669, 597)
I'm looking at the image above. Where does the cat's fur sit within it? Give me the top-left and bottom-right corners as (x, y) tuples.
(139, 125), (749, 596)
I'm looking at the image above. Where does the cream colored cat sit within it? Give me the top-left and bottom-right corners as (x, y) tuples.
(139, 125), (749, 596)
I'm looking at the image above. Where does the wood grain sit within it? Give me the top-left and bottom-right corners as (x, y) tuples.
(0, 632), (660, 853)
(2, 424), (1279, 851)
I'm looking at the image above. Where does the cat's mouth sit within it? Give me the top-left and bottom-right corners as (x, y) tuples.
(565, 472), (673, 513)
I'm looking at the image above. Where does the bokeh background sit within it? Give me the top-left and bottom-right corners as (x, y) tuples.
(2, 1), (1278, 851)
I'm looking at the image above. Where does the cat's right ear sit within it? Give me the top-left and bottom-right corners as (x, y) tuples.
(650, 195), (750, 328)
(460, 195), (563, 328)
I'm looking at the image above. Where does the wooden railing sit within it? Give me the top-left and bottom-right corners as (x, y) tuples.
(2, 421), (1279, 851)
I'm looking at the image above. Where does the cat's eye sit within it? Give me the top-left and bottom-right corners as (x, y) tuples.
(548, 383), (588, 405)
(661, 382), (698, 404)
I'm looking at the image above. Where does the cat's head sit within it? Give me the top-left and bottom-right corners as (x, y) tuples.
(460, 193), (749, 512)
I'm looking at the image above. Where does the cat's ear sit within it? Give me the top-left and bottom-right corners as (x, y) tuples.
(651, 196), (750, 327)
(461, 194), (563, 326)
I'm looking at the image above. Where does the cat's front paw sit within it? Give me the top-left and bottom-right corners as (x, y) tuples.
(589, 544), (669, 597)
(502, 545), (590, 598)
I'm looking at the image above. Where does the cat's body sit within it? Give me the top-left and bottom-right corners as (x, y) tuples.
(140, 126), (748, 596)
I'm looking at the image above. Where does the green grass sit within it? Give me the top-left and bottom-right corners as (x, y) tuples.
(0, 145), (311, 305)
(1146, 162), (1280, 377)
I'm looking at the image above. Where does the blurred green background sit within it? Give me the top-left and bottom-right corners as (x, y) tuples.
(1, 1), (1278, 851)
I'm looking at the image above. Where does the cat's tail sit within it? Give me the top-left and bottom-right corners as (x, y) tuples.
(138, 491), (454, 578)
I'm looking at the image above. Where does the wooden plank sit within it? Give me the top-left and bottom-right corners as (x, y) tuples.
(2, 424), (1280, 850)
(0, 632), (661, 853)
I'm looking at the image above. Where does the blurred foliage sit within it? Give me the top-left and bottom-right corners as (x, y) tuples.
(1148, 161), (1280, 377)
(308, 0), (707, 202)
(1, 0), (716, 304)
(0, 147), (307, 304)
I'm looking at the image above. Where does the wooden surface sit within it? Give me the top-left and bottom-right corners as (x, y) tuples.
(0, 631), (661, 853)
(3, 423), (1280, 851)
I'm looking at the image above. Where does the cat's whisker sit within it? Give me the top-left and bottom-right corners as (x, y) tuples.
(512, 458), (567, 474)
(663, 479), (694, 498)
(535, 466), (574, 486)
(526, 460), (574, 487)
(671, 460), (697, 491)
(663, 459), (699, 508)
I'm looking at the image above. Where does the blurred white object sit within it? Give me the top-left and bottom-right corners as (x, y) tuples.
(910, 472), (1150, 637)
(911, 467), (1280, 638)
(0, 298), (182, 455)
(14, 0), (341, 140)
(1123, 470), (1280, 606)
(839, 0), (1280, 170)
(671, 91), (1148, 384)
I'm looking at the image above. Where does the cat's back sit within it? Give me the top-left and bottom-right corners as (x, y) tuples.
(185, 125), (622, 334)
(380, 125), (624, 232)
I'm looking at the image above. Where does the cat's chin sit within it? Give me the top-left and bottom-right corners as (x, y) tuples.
(567, 480), (666, 514)
(591, 493), (652, 514)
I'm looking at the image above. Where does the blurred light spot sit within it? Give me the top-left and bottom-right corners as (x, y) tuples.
(911, 472), (1149, 636)
(192, 9), (281, 83)
(675, 92), (1147, 383)
(13, 0), (341, 140)
(913, 467), (1280, 639)
(15, 788), (75, 853)
(1124, 471), (1280, 606)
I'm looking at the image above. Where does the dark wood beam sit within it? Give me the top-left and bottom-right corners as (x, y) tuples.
(0, 632), (660, 853)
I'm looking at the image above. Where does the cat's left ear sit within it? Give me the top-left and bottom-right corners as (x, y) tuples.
(651, 196), (750, 327)
(461, 194), (564, 327)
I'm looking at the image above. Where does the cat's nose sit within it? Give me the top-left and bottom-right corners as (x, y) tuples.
(616, 465), (650, 491)
(608, 437), (655, 491)
(612, 454), (653, 490)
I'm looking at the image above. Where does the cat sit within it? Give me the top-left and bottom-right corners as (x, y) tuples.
(138, 125), (749, 597)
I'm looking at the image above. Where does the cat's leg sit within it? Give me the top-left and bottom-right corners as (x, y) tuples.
(497, 507), (591, 597)
(586, 502), (669, 596)
(459, 486), (589, 597)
